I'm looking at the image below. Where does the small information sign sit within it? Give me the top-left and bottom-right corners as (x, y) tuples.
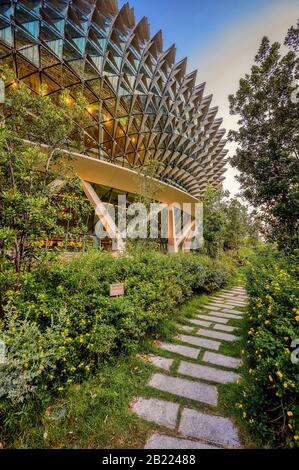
(109, 283), (124, 297)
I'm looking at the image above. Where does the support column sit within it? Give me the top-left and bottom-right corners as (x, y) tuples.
(167, 206), (179, 253)
(82, 181), (125, 253)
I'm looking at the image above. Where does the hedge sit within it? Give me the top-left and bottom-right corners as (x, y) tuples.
(0, 250), (236, 438)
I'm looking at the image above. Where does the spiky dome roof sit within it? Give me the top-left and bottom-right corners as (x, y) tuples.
(0, 0), (228, 198)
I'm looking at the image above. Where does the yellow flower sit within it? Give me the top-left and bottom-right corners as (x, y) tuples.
(283, 383), (288, 389)
(294, 436), (299, 441)
(268, 375), (273, 382)
(264, 320), (270, 325)
(243, 412), (247, 418)
(295, 316), (299, 322)
(287, 411), (293, 417)
(276, 371), (283, 378)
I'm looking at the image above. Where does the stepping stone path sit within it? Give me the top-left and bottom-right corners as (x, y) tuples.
(131, 285), (248, 449)
(147, 355), (174, 371)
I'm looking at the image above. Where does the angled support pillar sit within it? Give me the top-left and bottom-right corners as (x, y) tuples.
(167, 205), (179, 253)
(82, 181), (125, 253)
(176, 218), (195, 249)
(181, 220), (196, 252)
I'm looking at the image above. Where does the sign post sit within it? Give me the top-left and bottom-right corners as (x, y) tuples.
(109, 283), (125, 297)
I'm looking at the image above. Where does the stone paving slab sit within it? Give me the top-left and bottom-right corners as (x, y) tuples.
(205, 305), (220, 311)
(219, 297), (247, 303)
(222, 309), (243, 315)
(178, 334), (221, 351)
(149, 373), (218, 406)
(219, 302), (246, 307)
(209, 302), (242, 310)
(222, 303), (246, 308)
(148, 355), (174, 371)
(201, 311), (242, 320)
(213, 324), (237, 333)
(196, 314), (229, 324)
(189, 319), (212, 327)
(179, 408), (241, 447)
(202, 351), (242, 370)
(218, 293), (247, 298)
(196, 329), (239, 342)
(218, 295), (246, 302)
(145, 433), (219, 449)
(131, 397), (179, 429)
(159, 342), (200, 359)
(179, 325), (195, 333)
(178, 361), (240, 384)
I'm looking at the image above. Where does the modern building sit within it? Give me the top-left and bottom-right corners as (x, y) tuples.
(0, 0), (228, 251)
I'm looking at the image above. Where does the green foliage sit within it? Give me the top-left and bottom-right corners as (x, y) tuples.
(201, 185), (259, 259)
(201, 186), (227, 257)
(238, 247), (299, 447)
(0, 250), (236, 443)
(229, 21), (299, 250)
(0, 65), (91, 280)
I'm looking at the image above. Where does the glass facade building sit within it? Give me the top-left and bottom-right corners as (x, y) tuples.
(0, 0), (227, 201)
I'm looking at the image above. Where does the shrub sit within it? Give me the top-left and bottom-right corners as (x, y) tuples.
(239, 247), (299, 448)
(0, 250), (236, 441)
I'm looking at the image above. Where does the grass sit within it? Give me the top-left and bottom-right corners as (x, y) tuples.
(6, 275), (256, 449)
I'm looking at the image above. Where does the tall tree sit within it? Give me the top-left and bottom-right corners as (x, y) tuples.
(223, 199), (247, 253)
(229, 21), (299, 250)
(201, 185), (228, 257)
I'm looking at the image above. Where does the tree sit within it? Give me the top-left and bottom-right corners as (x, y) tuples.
(229, 21), (299, 250)
(201, 185), (228, 257)
(0, 65), (91, 285)
(223, 199), (247, 253)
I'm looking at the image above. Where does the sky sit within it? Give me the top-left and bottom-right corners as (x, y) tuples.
(119, 0), (298, 197)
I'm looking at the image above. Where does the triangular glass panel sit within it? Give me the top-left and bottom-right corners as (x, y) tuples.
(15, 25), (37, 49)
(67, 59), (85, 79)
(84, 60), (99, 80)
(41, 73), (61, 95)
(73, 37), (87, 55)
(40, 20), (63, 42)
(16, 54), (37, 79)
(0, 41), (10, 58)
(23, 72), (40, 94)
(63, 39), (82, 61)
(21, 20), (39, 39)
(103, 59), (118, 75)
(121, 95), (132, 114)
(19, 45), (39, 66)
(90, 55), (104, 72)
(40, 46), (61, 68)
(100, 80), (115, 100)
(86, 78), (101, 97)
(46, 39), (63, 59)
(0, 2), (12, 19)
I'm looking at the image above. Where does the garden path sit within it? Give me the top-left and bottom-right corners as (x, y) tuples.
(131, 286), (248, 449)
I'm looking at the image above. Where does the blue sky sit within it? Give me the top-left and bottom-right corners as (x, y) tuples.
(119, 0), (298, 196)
(119, 0), (298, 64)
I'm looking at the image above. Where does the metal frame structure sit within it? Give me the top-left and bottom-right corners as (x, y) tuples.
(0, 0), (228, 251)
